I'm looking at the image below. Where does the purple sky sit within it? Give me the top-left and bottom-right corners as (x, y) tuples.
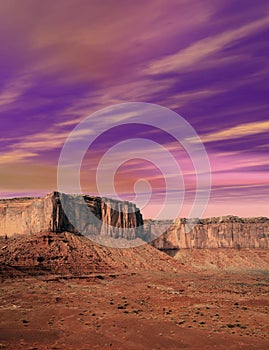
(0, 0), (269, 218)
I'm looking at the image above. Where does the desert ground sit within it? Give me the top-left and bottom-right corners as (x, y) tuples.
(0, 233), (268, 349)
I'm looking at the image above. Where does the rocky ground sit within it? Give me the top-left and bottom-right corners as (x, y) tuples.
(172, 248), (269, 270)
(0, 233), (269, 349)
(0, 232), (176, 276)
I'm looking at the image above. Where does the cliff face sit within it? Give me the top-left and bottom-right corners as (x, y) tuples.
(1, 194), (268, 249)
(0, 192), (144, 239)
(147, 216), (269, 249)
(0, 195), (54, 236)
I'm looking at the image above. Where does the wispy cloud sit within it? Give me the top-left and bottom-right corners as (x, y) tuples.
(0, 128), (70, 165)
(145, 15), (269, 75)
(160, 88), (225, 109)
(0, 0), (268, 218)
(0, 150), (37, 165)
(0, 75), (32, 109)
(198, 120), (269, 143)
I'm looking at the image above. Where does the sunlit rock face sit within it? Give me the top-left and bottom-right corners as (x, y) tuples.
(147, 216), (269, 249)
(0, 195), (54, 236)
(1, 194), (268, 249)
(0, 192), (144, 240)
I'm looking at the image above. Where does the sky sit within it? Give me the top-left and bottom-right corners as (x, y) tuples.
(0, 0), (269, 219)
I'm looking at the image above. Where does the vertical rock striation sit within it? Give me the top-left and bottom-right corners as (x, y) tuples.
(1, 193), (268, 249)
(0, 192), (144, 239)
(0, 195), (54, 236)
(147, 216), (269, 249)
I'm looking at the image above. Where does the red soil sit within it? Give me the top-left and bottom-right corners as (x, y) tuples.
(0, 232), (268, 349)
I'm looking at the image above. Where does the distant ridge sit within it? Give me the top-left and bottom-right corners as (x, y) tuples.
(147, 217), (269, 250)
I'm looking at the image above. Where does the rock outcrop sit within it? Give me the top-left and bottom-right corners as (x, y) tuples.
(1, 193), (268, 249)
(0, 192), (144, 240)
(147, 216), (269, 249)
(0, 231), (176, 276)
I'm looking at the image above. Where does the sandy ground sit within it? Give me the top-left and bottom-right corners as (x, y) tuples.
(1, 267), (269, 350)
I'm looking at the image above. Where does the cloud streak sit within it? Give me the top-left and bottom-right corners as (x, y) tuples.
(145, 14), (269, 75)
(0, 1), (268, 218)
(198, 120), (269, 143)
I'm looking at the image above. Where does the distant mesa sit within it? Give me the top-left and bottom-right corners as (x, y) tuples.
(0, 192), (268, 249)
(147, 216), (269, 250)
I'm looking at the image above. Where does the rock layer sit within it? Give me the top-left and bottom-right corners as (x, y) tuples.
(147, 216), (269, 249)
(1, 193), (268, 249)
(0, 192), (144, 239)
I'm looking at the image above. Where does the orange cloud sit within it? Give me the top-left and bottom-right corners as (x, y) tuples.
(197, 120), (269, 143)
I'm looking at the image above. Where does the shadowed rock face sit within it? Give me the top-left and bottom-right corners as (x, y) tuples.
(147, 216), (269, 249)
(0, 192), (144, 239)
(1, 193), (268, 249)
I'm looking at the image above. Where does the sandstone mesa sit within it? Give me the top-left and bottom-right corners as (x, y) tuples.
(0, 191), (268, 250)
